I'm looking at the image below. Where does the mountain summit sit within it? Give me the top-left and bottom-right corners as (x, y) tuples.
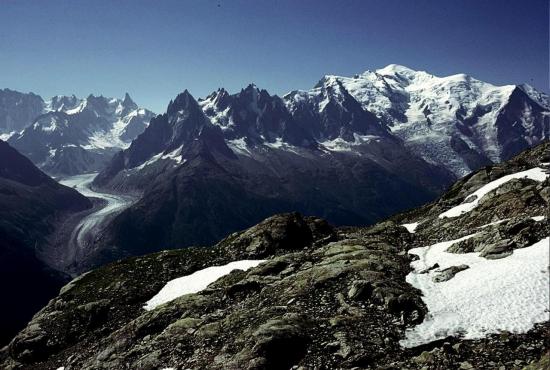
(285, 65), (549, 175)
(5, 92), (155, 175)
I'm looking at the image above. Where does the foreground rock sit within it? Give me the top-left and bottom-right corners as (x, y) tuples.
(1, 142), (549, 369)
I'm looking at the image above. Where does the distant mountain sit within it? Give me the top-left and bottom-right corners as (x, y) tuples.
(0, 140), (91, 345)
(1, 91), (154, 175)
(0, 89), (45, 138)
(285, 64), (549, 176)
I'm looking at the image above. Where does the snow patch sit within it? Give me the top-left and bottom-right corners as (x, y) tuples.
(320, 134), (380, 152)
(134, 152), (163, 170)
(402, 222), (419, 233)
(144, 260), (266, 310)
(401, 236), (550, 347)
(439, 167), (549, 218)
(477, 219), (508, 229)
(161, 145), (185, 164)
(0, 131), (16, 141)
(264, 137), (302, 155)
(227, 137), (252, 156)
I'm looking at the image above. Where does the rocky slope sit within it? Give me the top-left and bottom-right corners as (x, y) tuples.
(0, 140), (92, 346)
(3, 91), (154, 175)
(3, 141), (548, 369)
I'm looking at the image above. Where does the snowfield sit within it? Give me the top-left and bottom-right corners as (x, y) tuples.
(144, 260), (266, 310)
(439, 167), (549, 218)
(401, 236), (550, 348)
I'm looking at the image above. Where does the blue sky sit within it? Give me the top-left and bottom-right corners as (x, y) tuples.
(0, 0), (547, 113)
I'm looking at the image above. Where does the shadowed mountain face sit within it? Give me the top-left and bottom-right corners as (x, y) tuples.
(0, 140), (92, 345)
(3, 142), (548, 370)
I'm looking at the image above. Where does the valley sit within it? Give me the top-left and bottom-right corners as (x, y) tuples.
(56, 173), (138, 273)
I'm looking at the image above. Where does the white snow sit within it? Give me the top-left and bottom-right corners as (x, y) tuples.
(264, 137), (302, 155)
(144, 260), (266, 310)
(48, 148), (57, 157)
(0, 131), (15, 141)
(532, 215), (546, 222)
(402, 222), (419, 233)
(134, 152), (163, 170)
(64, 101), (86, 115)
(320, 134), (380, 152)
(227, 137), (252, 156)
(439, 167), (549, 218)
(401, 236), (550, 347)
(134, 147), (187, 170)
(81, 107), (151, 150)
(161, 145), (185, 164)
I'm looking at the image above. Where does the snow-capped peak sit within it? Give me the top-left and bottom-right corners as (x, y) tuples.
(376, 63), (418, 76)
(282, 66), (548, 176)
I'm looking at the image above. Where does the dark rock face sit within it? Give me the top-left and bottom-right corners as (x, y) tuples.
(449, 135), (492, 170)
(0, 140), (92, 346)
(288, 77), (390, 142)
(3, 142), (548, 369)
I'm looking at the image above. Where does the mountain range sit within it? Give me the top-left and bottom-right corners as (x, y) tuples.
(84, 65), (549, 270)
(0, 90), (154, 175)
(0, 65), (547, 272)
